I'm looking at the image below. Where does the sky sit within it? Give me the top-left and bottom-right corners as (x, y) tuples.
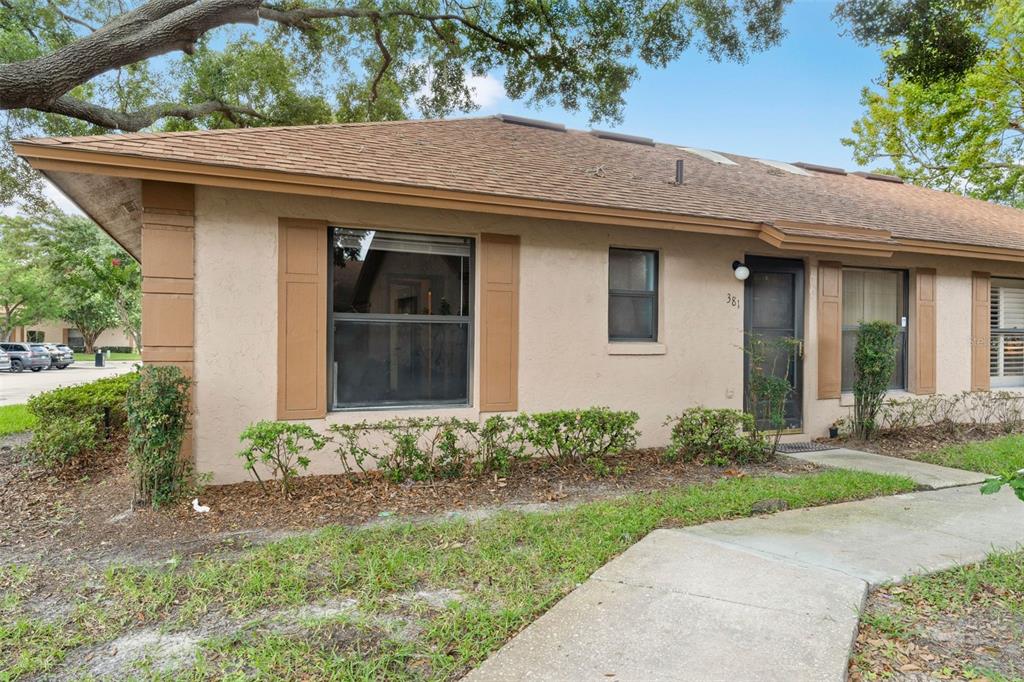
(462, 0), (884, 171)
(9, 0), (884, 217)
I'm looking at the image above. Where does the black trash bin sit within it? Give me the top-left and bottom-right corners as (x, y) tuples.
(94, 351), (104, 367)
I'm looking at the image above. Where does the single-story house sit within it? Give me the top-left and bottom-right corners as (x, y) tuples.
(13, 115), (1024, 484)
(10, 321), (136, 351)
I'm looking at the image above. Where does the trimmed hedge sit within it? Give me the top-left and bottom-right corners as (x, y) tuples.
(26, 371), (137, 467)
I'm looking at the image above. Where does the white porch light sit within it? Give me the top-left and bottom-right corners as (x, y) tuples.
(732, 261), (750, 281)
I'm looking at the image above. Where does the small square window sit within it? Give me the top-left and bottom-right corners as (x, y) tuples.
(609, 248), (658, 341)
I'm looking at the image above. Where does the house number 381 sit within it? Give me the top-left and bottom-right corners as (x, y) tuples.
(726, 294), (740, 308)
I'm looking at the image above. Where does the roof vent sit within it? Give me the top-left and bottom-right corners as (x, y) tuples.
(590, 129), (655, 146)
(677, 147), (737, 165)
(754, 159), (812, 176)
(794, 161), (847, 176)
(496, 114), (566, 132)
(853, 171), (904, 184)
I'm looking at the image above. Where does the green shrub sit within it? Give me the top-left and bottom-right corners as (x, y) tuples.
(29, 414), (101, 468)
(331, 417), (481, 482)
(853, 320), (900, 439)
(26, 371), (136, 468)
(524, 407), (640, 463)
(663, 407), (768, 466)
(26, 371), (135, 425)
(127, 365), (192, 508)
(476, 414), (530, 474)
(330, 408), (638, 483)
(237, 421), (327, 497)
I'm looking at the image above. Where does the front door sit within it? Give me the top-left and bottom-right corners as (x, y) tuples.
(743, 256), (805, 430)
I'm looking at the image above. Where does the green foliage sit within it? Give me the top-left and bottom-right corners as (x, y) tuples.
(841, 0), (1024, 205)
(524, 408), (640, 463)
(26, 370), (135, 424)
(834, 0), (993, 85)
(26, 372), (135, 467)
(331, 408), (638, 483)
(0, 216), (58, 338)
(744, 333), (799, 457)
(28, 413), (100, 468)
(126, 365), (192, 508)
(1, 0), (791, 207)
(663, 407), (768, 465)
(853, 320), (900, 439)
(980, 471), (1024, 501)
(332, 417), (501, 483)
(237, 421), (328, 498)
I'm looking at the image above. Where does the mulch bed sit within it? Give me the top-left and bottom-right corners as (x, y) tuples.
(0, 436), (817, 567)
(850, 586), (1024, 681)
(819, 423), (1017, 458)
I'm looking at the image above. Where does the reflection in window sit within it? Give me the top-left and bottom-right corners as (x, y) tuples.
(841, 268), (908, 391)
(331, 228), (472, 408)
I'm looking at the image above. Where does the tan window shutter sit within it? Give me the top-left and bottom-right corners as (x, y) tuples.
(277, 218), (328, 419)
(479, 233), (520, 412)
(971, 271), (991, 392)
(914, 268), (937, 394)
(817, 261), (843, 399)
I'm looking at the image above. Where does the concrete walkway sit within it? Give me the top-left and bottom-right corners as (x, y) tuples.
(784, 447), (989, 489)
(468, 458), (1023, 682)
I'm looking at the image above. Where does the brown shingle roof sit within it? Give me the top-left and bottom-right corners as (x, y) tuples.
(17, 116), (1024, 252)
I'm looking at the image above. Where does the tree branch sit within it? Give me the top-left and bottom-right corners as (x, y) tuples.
(369, 17), (392, 103)
(43, 96), (261, 132)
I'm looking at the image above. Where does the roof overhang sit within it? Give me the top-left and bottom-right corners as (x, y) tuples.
(14, 140), (1024, 264)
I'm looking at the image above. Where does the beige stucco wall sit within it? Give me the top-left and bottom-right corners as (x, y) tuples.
(192, 185), (1024, 484)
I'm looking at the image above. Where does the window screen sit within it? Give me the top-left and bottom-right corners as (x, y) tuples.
(841, 268), (908, 391)
(990, 278), (1024, 387)
(608, 248), (658, 341)
(331, 228), (472, 409)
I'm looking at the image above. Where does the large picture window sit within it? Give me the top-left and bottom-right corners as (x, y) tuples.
(841, 268), (908, 391)
(608, 248), (658, 341)
(990, 278), (1024, 387)
(330, 228), (472, 409)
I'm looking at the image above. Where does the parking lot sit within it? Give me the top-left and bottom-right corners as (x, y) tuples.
(0, 361), (138, 405)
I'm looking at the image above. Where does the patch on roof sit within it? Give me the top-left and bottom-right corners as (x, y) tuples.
(794, 162), (847, 176)
(589, 130), (655, 146)
(495, 114), (565, 132)
(754, 159), (812, 176)
(677, 147), (737, 165)
(853, 171), (904, 184)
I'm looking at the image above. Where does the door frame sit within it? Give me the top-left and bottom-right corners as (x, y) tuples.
(742, 255), (806, 431)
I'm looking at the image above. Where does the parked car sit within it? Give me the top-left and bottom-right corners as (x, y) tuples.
(56, 345), (76, 368)
(0, 348), (9, 372)
(41, 343), (73, 369)
(0, 342), (50, 372)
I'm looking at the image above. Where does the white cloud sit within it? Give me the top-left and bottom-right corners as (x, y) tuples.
(467, 72), (506, 110)
(1, 178), (84, 217)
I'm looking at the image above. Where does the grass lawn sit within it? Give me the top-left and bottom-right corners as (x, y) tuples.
(0, 469), (915, 680)
(0, 404), (36, 436)
(912, 434), (1024, 476)
(73, 351), (141, 362)
(851, 549), (1024, 681)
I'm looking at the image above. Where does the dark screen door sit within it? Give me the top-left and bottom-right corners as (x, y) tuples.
(743, 257), (805, 430)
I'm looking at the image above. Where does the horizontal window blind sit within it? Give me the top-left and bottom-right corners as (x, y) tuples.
(990, 279), (1024, 387)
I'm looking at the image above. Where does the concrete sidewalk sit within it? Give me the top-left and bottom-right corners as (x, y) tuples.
(783, 447), (988, 489)
(468, 479), (1023, 681)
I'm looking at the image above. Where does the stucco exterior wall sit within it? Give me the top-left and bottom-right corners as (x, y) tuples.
(20, 321), (136, 349)
(193, 185), (1024, 484)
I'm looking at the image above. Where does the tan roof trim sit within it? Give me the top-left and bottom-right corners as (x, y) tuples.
(14, 140), (1024, 264)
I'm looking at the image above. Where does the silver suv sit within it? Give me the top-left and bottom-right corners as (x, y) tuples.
(0, 342), (50, 372)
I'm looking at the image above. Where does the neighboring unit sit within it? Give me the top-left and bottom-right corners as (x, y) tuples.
(13, 116), (1024, 483)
